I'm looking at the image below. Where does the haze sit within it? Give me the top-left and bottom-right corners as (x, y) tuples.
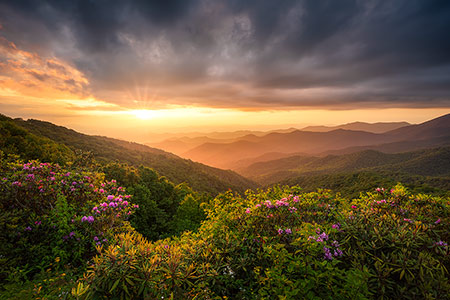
(1, 0), (449, 143)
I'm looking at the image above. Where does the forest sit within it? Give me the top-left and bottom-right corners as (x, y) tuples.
(1, 114), (449, 299)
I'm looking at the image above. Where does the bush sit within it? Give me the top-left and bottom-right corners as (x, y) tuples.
(0, 157), (137, 284)
(79, 184), (450, 299)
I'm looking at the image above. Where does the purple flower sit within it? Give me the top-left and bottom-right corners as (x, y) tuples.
(324, 247), (333, 260)
(285, 228), (292, 234)
(24, 226), (32, 231)
(334, 249), (343, 257)
(331, 240), (340, 248)
(94, 236), (99, 241)
(435, 218), (441, 224)
(332, 223), (341, 230)
(436, 241), (448, 247)
(34, 221), (41, 226)
(107, 195), (114, 200)
(69, 231), (75, 237)
(319, 232), (329, 241)
(277, 228), (284, 235)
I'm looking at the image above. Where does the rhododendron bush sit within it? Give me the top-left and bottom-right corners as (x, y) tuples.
(0, 157), (137, 284)
(76, 185), (450, 299)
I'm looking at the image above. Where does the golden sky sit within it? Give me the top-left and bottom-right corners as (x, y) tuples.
(1, 1), (449, 143)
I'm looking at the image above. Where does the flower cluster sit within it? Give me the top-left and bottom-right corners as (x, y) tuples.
(277, 228), (292, 235)
(81, 216), (95, 223)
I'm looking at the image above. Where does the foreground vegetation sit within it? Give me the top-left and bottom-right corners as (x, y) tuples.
(1, 114), (449, 299)
(1, 154), (449, 299)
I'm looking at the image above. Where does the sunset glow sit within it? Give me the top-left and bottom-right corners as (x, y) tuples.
(0, 1), (449, 142)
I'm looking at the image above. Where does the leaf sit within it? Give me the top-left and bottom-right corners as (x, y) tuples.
(110, 279), (120, 293)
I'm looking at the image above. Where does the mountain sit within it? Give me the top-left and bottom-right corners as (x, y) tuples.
(147, 128), (298, 155)
(302, 121), (410, 133)
(183, 114), (450, 169)
(5, 115), (257, 194)
(183, 129), (392, 168)
(238, 147), (450, 186)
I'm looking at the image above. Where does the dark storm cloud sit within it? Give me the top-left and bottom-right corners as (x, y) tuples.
(1, 0), (449, 109)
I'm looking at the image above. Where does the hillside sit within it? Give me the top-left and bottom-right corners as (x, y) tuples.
(183, 114), (450, 169)
(147, 129), (298, 156)
(302, 121), (410, 133)
(239, 147), (450, 186)
(4, 115), (257, 194)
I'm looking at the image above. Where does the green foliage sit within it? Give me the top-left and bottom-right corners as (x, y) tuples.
(0, 157), (136, 287)
(79, 185), (450, 299)
(103, 162), (209, 240)
(0, 117), (75, 165)
(12, 116), (257, 194)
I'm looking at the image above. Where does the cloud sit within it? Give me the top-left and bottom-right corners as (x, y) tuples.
(0, 36), (89, 99)
(0, 0), (449, 110)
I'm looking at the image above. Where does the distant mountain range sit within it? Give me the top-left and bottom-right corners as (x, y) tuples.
(2, 115), (257, 194)
(148, 121), (411, 156)
(238, 147), (450, 186)
(301, 121), (410, 133)
(182, 114), (450, 169)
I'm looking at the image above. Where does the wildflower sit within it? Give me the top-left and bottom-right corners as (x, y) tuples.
(69, 232), (75, 237)
(334, 248), (343, 257)
(332, 223), (341, 230)
(94, 236), (99, 241)
(50, 177), (55, 181)
(255, 204), (261, 208)
(99, 189), (105, 193)
(351, 205), (357, 209)
(26, 174), (35, 180)
(107, 195), (114, 200)
(35, 221), (41, 226)
(285, 228), (292, 234)
(245, 208), (251, 214)
(435, 218), (441, 224)
(289, 207), (297, 213)
(436, 241), (448, 247)
(293, 196), (300, 202)
(25, 226), (32, 231)
(331, 240), (340, 248)
(277, 228), (284, 235)
(319, 232), (329, 241)
(323, 247), (333, 260)
(403, 218), (412, 223)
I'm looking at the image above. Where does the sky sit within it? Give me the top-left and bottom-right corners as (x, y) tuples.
(0, 0), (449, 142)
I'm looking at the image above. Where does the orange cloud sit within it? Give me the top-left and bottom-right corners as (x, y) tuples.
(0, 36), (89, 99)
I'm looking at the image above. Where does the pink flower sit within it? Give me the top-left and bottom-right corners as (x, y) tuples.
(285, 228), (292, 234)
(277, 228), (283, 235)
(351, 205), (357, 209)
(245, 208), (251, 214)
(107, 195), (114, 200)
(435, 218), (441, 224)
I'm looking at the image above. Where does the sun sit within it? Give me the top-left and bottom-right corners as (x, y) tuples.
(131, 109), (155, 120)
